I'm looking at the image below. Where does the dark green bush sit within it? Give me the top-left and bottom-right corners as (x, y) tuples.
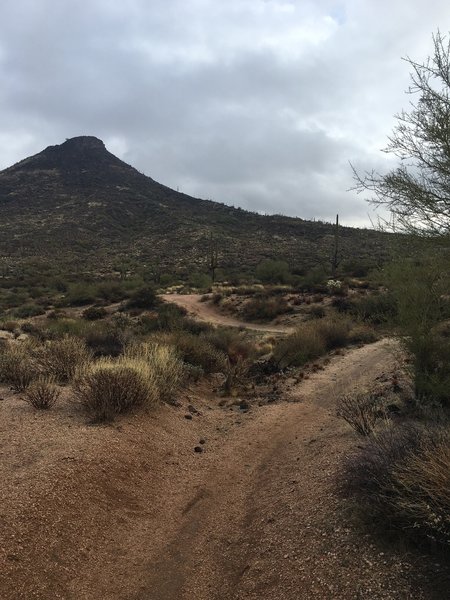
(242, 296), (291, 322)
(14, 304), (45, 318)
(126, 286), (157, 310)
(82, 306), (108, 320)
(256, 260), (291, 284)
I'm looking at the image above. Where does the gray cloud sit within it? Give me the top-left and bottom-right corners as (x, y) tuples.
(1, 0), (450, 226)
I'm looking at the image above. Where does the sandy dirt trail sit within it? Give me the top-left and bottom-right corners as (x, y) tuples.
(161, 294), (294, 333)
(1, 338), (445, 599)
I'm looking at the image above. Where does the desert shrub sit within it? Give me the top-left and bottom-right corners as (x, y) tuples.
(0, 320), (19, 332)
(158, 331), (227, 373)
(340, 424), (450, 550)
(82, 306), (108, 320)
(0, 342), (40, 391)
(14, 303), (45, 318)
(46, 318), (89, 338)
(72, 357), (158, 422)
(203, 328), (257, 391)
(332, 296), (355, 313)
(97, 281), (128, 303)
(308, 305), (326, 319)
(65, 283), (98, 306)
(256, 260), (291, 284)
(242, 296), (291, 322)
(351, 292), (397, 324)
(126, 286), (157, 310)
(37, 336), (92, 383)
(348, 324), (379, 344)
(211, 292), (223, 305)
(20, 321), (45, 339)
(315, 316), (351, 350)
(389, 433), (450, 547)
(337, 392), (386, 436)
(23, 376), (60, 409)
(125, 342), (185, 403)
(273, 324), (326, 368)
(189, 272), (212, 290)
(84, 327), (127, 357)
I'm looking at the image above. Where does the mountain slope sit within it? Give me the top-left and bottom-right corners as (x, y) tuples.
(0, 136), (388, 276)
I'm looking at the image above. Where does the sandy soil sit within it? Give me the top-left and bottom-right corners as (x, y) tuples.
(161, 294), (294, 333)
(0, 336), (446, 599)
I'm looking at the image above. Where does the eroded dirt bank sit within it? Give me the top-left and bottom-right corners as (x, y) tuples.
(0, 340), (445, 599)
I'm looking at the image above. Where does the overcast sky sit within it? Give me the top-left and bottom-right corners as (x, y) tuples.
(1, 1), (450, 226)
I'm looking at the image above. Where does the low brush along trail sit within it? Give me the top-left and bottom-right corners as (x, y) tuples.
(1, 322), (444, 598)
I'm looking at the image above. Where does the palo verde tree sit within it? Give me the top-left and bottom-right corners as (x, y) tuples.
(354, 32), (450, 404)
(353, 31), (450, 236)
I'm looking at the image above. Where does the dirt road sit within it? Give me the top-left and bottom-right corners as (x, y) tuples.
(161, 294), (293, 333)
(1, 338), (444, 599)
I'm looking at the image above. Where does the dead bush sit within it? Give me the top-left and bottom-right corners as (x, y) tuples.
(73, 357), (158, 422)
(37, 335), (92, 383)
(337, 392), (386, 436)
(23, 376), (60, 409)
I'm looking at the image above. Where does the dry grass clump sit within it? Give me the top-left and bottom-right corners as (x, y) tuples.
(273, 324), (326, 368)
(0, 341), (40, 391)
(125, 341), (185, 403)
(73, 357), (158, 422)
(37, 335), (92, 383)
(315, 316), (351, 350)
(348, 323), (379, 344)
(337, 391), (386, 436)
(389, 432), (450, 547)
(23, 376), (60, 409)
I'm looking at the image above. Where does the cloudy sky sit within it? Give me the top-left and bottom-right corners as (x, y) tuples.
(1, 1), (450, 226)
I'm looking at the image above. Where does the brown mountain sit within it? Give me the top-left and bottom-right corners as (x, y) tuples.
(0, 135), (388, 278)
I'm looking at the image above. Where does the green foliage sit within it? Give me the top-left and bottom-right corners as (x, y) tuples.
(126, 286), (157, 310)
(242, 295), (291, 322)
(82, 306), (108, 320)
(13, 303), (45, 318)
(385, 252), (450, 404)
(273, 324), (326, 368)
(256, 260), (291, 284)
(189, 272), (212, 290)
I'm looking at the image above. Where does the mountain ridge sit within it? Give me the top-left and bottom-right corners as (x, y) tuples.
(0, 136), (389, 277)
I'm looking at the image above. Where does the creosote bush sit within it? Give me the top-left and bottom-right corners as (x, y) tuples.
(73, 357), (158, 422)
(23, 376), (60, 410)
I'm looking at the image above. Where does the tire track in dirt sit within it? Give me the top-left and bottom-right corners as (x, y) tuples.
(127, 339), (440, 600)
